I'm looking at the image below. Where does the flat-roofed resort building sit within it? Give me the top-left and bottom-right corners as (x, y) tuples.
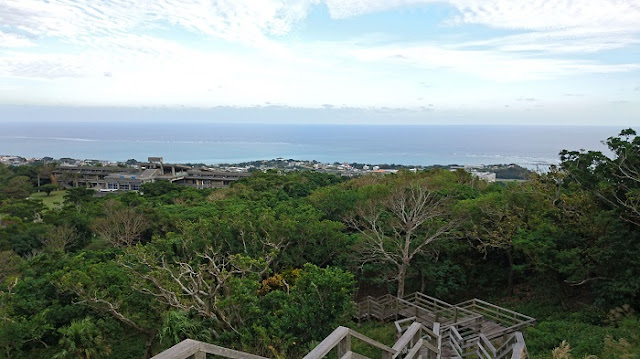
(53, 157), (249, 192)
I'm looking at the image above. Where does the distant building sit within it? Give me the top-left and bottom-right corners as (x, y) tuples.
(177, 170), (250, 189)
(471, 171), (496, 183)
(52, 156), (248, 191)
(104, 170), (159, 191)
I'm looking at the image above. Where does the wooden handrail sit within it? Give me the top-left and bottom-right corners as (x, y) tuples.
(392, 322), (422, 355)
(456, 299), (534, 323)
(302, 326), (398, 359)
(151, 339), (270, 359)
(303, 327), (351, 359)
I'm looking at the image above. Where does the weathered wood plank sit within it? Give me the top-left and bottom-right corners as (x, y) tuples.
(151, 339), (270, 359)
(392, 322), (422, 354)
(198, 342), (270, 359)
(303, 327), (350, 359)
(151, 339), (202, 359)
(403, 338), (424, 359)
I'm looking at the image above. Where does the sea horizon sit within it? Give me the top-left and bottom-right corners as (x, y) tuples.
(0, 122), (624, 168)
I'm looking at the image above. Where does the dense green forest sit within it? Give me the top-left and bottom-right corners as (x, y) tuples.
(0, 129), (639, 359)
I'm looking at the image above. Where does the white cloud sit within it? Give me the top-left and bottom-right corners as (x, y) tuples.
(323, 0), (640, 31)
(0, 0), (638, 111)
(324, 0), (640, 55)
(347, 43), (640, 81)
(0, 0), (317, 46)
(447, 0), (640, 31)
(454, 27), (640, 54)
(0, 32), (36, 48)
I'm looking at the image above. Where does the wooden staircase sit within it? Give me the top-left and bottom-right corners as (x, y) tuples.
(152, 292), (534, 359)
(358, 292), (535, 359)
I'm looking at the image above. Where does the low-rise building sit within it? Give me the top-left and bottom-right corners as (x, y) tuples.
(53, 157), (247, 191)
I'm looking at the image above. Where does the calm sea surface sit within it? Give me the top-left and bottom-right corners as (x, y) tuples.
(0, 122), (621, 167)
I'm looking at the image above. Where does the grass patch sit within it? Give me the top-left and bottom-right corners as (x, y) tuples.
(30, 190), (66, 209)
(350, 321), (396, 358)
(507, 301), (640, 359)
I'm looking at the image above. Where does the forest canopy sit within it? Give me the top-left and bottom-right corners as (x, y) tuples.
(0, 129), (639, 359)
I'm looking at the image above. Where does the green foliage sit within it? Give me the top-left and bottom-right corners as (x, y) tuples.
(53, 318), (111, 359)
(232, 264), (356, 357)
(1, 131), (640, 358)
(1, 176), (33, 200)
(350, 322), (396, 358)
(64, 188), (96, 206)
(526, 313), (640, 359)
(39, 184), (59, 196)
(160, 311), (212, 347)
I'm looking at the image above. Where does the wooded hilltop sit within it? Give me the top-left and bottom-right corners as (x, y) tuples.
(0, 129), (638, 359)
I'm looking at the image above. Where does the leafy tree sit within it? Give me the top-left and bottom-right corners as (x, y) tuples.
(64, 188), (95, 207)
(1, 176), (33, 200)
(0, 199), (45, 222)
(55, 250), (162, 359)
(561, 128), (640, 226)
(40, 184), (58, 196)
(53, 318), (111, 359)
(140, 181), (182, 198)
(457, 184), (533, 292)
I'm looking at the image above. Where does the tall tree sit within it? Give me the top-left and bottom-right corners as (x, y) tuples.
(345, 173), (459, 297)
(560, 128), (640, 226)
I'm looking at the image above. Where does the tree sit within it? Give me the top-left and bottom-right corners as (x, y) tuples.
(345, 174), (460, 297)
(40, 184), (58, 196)
(56, 252), (162, 359)
(560, 128), (640, 226)
(64, 188), (95, 206)
(91, 200), (150, 247)
(1, 176), (33, 200)
(120, 238), (275, 338)
(457, 185), (530, 292)
(53, 318), (111, 359)
(43, 224), (79, 253)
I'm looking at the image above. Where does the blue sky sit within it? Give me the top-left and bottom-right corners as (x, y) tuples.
(0, 0), (639, 125)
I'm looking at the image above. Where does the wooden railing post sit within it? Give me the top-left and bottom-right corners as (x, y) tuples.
(337, 335), (351, 358)
(193, 350), (206, 359)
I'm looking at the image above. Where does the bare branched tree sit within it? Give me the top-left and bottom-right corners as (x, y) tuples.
(43, 224), (78, 252)
(119, 235), (282, 336)
(92, 200), (150, 247)
(345, 179), (459, 297)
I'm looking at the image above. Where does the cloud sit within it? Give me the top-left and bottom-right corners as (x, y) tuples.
(323, 0), (640, 31)
(0, 0), (639, 110)
(0, 0), (317, 46)
(453, 28), (640, 55)
(0, 32), (36, 48)
(0, 52), (89, 78)
(347, 43), (640, 81)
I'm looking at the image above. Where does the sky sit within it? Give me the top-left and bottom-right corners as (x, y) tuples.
(0, 0), (639, 125)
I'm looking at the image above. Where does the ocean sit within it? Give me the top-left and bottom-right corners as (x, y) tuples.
(0, 122), (621, 168)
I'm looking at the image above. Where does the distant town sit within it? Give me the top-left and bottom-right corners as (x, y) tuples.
(0, 154), (531, 192)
